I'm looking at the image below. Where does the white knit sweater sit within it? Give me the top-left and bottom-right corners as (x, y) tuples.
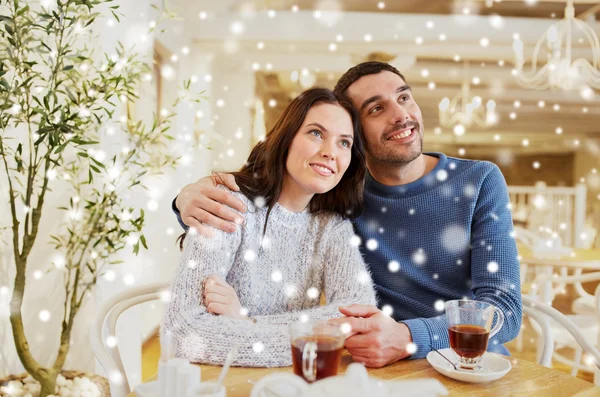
(163, 190), (377, 367)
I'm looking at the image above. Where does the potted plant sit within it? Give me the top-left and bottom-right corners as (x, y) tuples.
(0, 1), (196, 395)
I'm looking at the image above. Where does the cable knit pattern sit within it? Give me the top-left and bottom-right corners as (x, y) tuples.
(163, 189), (377, 367)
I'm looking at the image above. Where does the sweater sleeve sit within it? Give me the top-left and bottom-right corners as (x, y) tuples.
(163, 232), (293, 367)
(172, 197), (188, 231)
(252, 219), (377, 325)
(403, 165), (522, 359)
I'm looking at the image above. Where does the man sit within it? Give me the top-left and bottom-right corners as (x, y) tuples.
(172, 62), (522, 367)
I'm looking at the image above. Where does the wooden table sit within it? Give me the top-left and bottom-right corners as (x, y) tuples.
(129, 353), (600, 397)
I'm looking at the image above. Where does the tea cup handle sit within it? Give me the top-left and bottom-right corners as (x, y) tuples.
(302, 341), (318, 382)
(489, 307), (505, 339)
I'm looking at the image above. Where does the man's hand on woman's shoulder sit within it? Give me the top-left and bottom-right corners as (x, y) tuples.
(176, 173), (246, 236)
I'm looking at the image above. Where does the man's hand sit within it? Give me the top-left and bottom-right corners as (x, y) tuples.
(175, 173), (246, 237)
(329, 305), (414, 368)
(203, 275), (249, 320)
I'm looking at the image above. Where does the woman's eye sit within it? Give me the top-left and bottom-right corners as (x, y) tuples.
(399, 95), (409, 102)
(309, 129), (322, 138)
(340, 139), (351, 148)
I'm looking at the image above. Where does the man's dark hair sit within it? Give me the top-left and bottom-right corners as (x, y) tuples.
(333, 61), (407, 97)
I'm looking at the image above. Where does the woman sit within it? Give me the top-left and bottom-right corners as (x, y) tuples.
(163, 87), (377, 367)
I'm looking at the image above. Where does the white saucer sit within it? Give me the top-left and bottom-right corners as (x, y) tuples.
(426, 348), (512, 383)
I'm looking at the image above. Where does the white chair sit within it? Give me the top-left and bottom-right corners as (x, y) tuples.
(522, 295), (600, 384)
(525, 267), (600, 380)
(91, 283), (171, 397)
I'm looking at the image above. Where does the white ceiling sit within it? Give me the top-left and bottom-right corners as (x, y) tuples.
(161, 0), (600, 154)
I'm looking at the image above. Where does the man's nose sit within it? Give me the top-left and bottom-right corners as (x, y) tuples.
(391, 101), (410, 123)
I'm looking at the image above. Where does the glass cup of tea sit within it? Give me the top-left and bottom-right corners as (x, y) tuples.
(289, 320), (345, 383)
(445, 300), (505, 370)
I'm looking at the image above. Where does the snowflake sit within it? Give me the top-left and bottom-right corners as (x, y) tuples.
(434, 300), (445, 312)
(39, 310), (51, 322)
(285, 285), (297, 297)
(456, 259), (463, 265)
(409, 208), (416, 215)
(464, 184), (476, 198)
(388, 261), (400, 273)
(436, 170), (448, 182)
(406, 343), (418, 354)
(412, 249), (427, 265)
(357, 271), (371, 284)
(110, 371), (124, 385)
(271, 270), (283, 282)
(487, 261), (499, 273)
(123, 274), (135, 286)
(106, 336), (118, 348)
(382, 305), (393, 316)
(366, 239), (378, 251)
(253, 342), (265, 353)
(244, 250), (256, 262)
(104, 270), (116, 281)
(349, 235), (362, 247)
(441, 225), (469, 254)
(254, 196), (266, 208)
(261, 237), (271, 249)
(306, 287), (319, 299)
(340, 323), (352, 334)
(300, 313), (310, 322)
(239, 307), (249, 316)
(159, 290), (171, 303)
(449, 162), (457, 170)
(187, 260), (197, 269)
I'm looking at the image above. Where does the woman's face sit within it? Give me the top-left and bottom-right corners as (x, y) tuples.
(284, 103), (354, 197)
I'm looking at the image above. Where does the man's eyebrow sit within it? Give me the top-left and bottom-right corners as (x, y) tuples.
(360, 85), (412, 112)
(306, 123), (354, 140)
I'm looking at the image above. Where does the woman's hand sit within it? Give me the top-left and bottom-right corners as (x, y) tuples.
(203, 274), (250, 320)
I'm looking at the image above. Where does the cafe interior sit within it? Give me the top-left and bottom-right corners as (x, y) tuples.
(2, 0), (600, 396)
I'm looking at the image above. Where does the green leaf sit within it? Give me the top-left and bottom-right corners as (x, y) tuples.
(140, 234), (147, 250)
(71, 138), (98, 145)
(62, 65), (74, 71)
(15, 5), (29, 17)
(77, 152), (89, 158)
(54, 143), (67, 154)
(90, 157), (106, 169)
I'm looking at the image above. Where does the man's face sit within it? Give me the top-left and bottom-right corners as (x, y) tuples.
(346, 71), (424, 166)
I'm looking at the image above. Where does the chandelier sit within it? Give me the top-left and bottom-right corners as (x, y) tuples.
(438, 61), (497, 136)
(512, 0), (600, 91)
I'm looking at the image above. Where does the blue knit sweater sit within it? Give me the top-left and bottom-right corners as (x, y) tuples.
(173, 152), (522, 360)
(357, 153), (521, 358)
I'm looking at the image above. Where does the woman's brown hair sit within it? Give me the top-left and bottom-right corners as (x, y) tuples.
(179, 87), (365, 247)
